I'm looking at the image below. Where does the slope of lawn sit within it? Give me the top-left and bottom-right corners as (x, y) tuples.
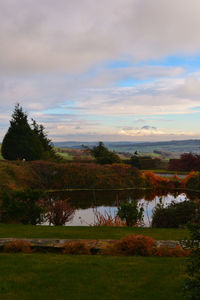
(0, 224), (189, 240)
(0, 254), (186, 300)
(0, 145), (3, 160)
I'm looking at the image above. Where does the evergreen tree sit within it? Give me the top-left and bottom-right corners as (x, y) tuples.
(31, 119), (58, 160)
(1, 104), (44, 160)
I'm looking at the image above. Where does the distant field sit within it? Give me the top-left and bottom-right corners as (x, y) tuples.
(54, 140), (200, 155)
(56, 151), (73, 160)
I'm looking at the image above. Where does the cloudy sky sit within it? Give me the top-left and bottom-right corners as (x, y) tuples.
(1, 0), (200, 142)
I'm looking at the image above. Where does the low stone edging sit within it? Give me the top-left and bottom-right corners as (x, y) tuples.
(0, 238), (181, 253)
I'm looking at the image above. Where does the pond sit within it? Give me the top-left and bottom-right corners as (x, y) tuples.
(46, 189), (199, 227)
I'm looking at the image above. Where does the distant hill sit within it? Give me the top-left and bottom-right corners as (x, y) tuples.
(54, 139), (200, 154)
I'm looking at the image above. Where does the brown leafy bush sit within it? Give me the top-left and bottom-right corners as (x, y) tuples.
(45, 200), (75, 226)
(3, 240), (32, 253)
(106, 235), (156, 256)
(62, 241), (91, 255)
(93, 209), (126, 227)
(154, 245), (190, 257)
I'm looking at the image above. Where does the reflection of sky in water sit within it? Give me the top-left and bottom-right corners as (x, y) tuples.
(65, 193), (189, 227)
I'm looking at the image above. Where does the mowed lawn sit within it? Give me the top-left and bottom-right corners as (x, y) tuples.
(0, 254), (186, 300)
(0, 223), (189, 240)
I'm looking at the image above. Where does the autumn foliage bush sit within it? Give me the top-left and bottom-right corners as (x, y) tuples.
(62, 241), (91, 255)
(184, 171), (200, 190)
(104, 235), (189, 257)
(93, 209), (126, 226)
(3, 240), (32, 253)
(142, 171), (183, 190)
(154, 245), (190, 257)
(44, 199), (75, 226)
(107, 235), (156, 256)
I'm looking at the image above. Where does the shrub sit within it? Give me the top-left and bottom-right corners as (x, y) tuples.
(152, 200), (200, 228)
(185, 171), (200, 191)
(154, 245), (190, 257)
(181, 223), (200, 300)
(45, 199), (75, 226)
(1, 189), (45, 225)
(117, 201), (144, 226)
(108, 235), (155, 256)
(62, 241), (91, 255)
(93, 209), (126, 226)
(3, 240), (32, 253)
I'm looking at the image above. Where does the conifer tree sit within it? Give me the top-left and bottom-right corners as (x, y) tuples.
(2, 104), (44, 160)
(31, 119), (58, 160)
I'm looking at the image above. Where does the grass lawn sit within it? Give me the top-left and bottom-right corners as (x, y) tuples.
(0, 223), (189, 240)
(0, 254), (186, 300)
(0, 145), (3, 160)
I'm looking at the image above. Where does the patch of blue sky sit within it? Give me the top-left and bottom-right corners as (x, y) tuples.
(118, 78), (153, 87)
(105, 54), (200, 72)
(42, 106), (78, 115)
(105, 59), (132, 69)
(144, 54), (200, 69)
(190, 106), (200, 111)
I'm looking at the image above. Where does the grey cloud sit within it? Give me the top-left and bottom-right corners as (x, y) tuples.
(142, 126), (157, 130)
(1, 0), (200, 73)
(122, 126), (134, 131)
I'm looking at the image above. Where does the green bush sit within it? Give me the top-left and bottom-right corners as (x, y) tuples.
(1, 189), (45, 225)
(117, 200), (144, 226)
(181, 224), (200, 300)
(152, 200), (200, 228)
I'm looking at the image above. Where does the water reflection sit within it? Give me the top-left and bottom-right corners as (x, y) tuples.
(46, 190), (197, 227)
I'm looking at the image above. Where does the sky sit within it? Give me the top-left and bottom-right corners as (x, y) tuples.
(1, 0), (200, 142)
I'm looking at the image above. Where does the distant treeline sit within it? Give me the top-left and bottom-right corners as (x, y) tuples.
(54, 139), (200, 154)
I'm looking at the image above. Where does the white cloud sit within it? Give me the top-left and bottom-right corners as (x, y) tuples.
(118, 126), (195, 137)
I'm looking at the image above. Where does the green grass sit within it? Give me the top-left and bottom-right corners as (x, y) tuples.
(0, 224), (189, 240)
(0, 254), (186, 300)
(56, 152), (74, 160)
(0, 145), (3, 160)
